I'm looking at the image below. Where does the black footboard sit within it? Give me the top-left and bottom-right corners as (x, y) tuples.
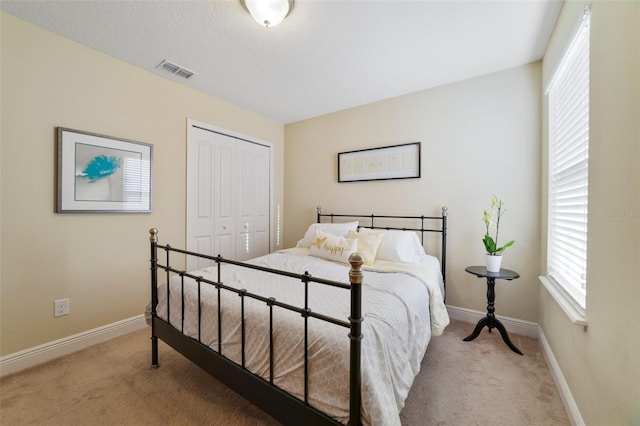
(149, 229), (363, 426)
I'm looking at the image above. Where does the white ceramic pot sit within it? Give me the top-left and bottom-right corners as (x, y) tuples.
(485, 254), (502, 272)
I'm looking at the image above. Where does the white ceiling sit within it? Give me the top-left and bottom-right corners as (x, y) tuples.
(1, 0), (563, 124)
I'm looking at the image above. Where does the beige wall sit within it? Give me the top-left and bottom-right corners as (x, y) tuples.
(285, 63), (542, 322)
(539, 1), (640, 425)
(0, 13), (284, 355)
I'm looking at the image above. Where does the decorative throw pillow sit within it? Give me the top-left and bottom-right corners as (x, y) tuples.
(347, 230), (384, 265)
(309, 229), (358, 264)
(296, 221), (359, 248)
(358, 228), (425, 263)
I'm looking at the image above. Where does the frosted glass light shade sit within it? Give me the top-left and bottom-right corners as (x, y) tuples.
(243, 0), (292, 28)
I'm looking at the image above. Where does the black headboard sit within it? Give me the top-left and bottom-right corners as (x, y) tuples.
(316, 206), (448, 286)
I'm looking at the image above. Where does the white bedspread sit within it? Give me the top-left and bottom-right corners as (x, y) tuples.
(155, 249), (449, 425)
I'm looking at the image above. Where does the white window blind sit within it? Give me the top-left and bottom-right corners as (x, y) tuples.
(546, 7), (590, 308)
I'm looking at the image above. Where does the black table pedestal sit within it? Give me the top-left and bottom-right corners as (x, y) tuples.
(463, 266), (523, 356)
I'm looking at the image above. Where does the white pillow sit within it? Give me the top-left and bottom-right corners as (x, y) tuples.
(296, 221), (359, 248)
(347, 230), (384, 265)
(358, 228), (425, 263)
(309, 229), (358, 264)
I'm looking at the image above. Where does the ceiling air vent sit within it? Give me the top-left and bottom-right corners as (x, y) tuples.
(156, 60), (196, 80)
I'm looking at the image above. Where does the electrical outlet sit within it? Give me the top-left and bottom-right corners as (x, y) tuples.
(54, 298), (69, 317)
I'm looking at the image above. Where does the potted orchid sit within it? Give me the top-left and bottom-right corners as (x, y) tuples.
(482, 195), (515, 272)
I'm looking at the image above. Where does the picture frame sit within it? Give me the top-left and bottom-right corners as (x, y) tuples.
(56, 127), (153, 213)
(338, 142), (421, 182)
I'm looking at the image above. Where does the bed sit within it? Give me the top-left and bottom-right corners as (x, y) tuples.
(149, 207), (449, 425)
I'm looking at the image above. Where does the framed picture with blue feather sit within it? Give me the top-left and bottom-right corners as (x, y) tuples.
(56, 127), (153, 213)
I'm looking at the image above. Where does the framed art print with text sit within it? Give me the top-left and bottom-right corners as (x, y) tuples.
(338, 142), (421, 182)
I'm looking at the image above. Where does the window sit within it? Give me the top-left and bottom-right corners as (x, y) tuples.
(544, 7), (590, 318)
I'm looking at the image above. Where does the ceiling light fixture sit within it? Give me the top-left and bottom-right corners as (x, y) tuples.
(240, 0), (293, 28)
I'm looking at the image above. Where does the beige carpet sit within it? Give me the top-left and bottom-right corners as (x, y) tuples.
(0, 320), (569, 425)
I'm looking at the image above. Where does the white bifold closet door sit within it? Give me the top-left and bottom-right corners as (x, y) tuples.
(187, 124), (270, 270)
(235, 140), (270, 261)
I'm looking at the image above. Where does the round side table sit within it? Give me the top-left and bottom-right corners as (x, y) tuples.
(463, 266), (523, 355)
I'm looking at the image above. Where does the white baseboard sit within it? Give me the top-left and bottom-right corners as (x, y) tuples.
(446, 305), (539, 338)
(0, 314), (147, 377)
(538, 328), (585, 426)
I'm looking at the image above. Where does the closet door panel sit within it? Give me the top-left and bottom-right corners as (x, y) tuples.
(187, 128), (215, 270)
(253, 144), (270, 257)
(193, 236), (213, 271)
(235, 144), (255, 261)
(214, 135), (236, 259)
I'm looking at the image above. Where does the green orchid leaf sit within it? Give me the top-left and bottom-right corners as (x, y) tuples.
(503, 240), (515, 249)
(481, 196), (515, 255)
(494, 240), (515, 254)
(483, 235), (497, 254)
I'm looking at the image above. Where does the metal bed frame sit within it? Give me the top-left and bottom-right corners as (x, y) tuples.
(149, 207), (447, 425)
